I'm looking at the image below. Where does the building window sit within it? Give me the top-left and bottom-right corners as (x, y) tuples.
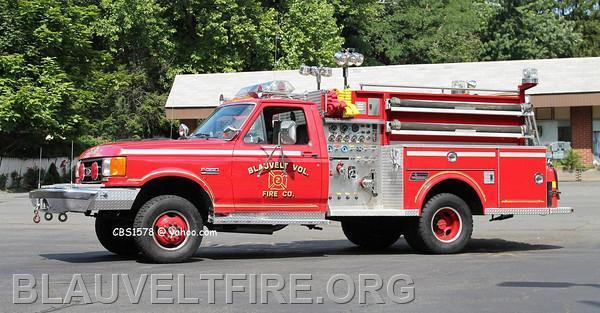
(558, 125), (571, 142)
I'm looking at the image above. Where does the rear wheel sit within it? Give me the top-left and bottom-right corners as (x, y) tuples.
(403, 193), (473, 254)
(133, 195), (203, 263)
(341, 219), (402, 249)
(95, 212), (138, 256)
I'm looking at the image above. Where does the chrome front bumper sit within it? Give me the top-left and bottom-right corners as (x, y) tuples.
(29, 184), (140, 213)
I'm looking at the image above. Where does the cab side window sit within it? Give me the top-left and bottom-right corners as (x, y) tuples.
(243, 106), (309, 145)
(243, 114), (266, 144)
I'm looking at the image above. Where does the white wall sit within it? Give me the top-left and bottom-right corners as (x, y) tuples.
(0, 156), (76, 185)
(537, 120), (559, 145)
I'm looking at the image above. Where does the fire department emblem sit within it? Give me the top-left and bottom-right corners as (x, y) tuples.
(268, 170), (287, 190)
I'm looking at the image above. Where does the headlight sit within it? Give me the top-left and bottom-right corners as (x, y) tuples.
(102, 157), (127, 177)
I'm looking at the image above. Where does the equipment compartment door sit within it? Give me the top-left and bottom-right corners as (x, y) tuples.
(232, 104), (325, 212)
(498, 148), (547, 208)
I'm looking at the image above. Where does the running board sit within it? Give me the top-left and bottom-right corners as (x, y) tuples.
(209, 212), (330, 225)
(485, 207), (573, 215)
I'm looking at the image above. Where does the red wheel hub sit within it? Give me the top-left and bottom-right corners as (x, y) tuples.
(153, 211), (188, 248)
(431, 207), (462, 242)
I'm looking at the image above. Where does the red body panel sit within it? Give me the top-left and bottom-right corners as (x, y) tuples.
(497, 147), (547, 208)
(402, 146), (548, 212)
(403, 146), (499, 211)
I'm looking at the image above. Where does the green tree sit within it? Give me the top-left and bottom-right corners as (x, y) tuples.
(555, 0), (600, 57)
(481, 0), (582, 60)
(275, 0), (344, 69)
(0, 56), (86, 154)
(0, 0), (99, 156)
(359, 0), (487, 65)
(86, 0), (177, 142)
(94, 0), (175, 88)
(161, 0), (279, 75)
(82, 69), (173, 142)
(328, 0), (382, 57)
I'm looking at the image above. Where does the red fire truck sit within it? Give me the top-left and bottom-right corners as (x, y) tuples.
(30, 69), (572, 263)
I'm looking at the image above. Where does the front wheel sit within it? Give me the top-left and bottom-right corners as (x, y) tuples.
(95, 212), (138, 256)
(133, 195), (203, 263)
(403, 193), (473, 254)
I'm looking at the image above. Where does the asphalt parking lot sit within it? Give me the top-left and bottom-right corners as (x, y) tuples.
(1, 182), (599, 313)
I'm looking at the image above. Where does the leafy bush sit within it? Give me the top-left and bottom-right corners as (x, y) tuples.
(559, 149), (584, 171)
(9, 171), (21, 189)
(42, 163), (61, 185)
(0, 174), (7, 190)
(22, 167), (45, 190)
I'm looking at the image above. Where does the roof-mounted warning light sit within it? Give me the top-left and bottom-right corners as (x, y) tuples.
(518, 68), (539, 103)
(450, 80), (478, 94)
(522, 68), (538, 84)
(299, 65), (332, 90)
(234, 80), (295, 99)
(334, 48), (364, 89)
(299, 65), (332, 77)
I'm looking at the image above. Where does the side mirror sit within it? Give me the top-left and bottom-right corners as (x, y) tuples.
(222, 125), (239, 139)
(278, 120), (297, 145)
(178, 123), (189, 139)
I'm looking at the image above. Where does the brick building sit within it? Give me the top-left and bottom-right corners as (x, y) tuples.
(166, 57), (600, 166)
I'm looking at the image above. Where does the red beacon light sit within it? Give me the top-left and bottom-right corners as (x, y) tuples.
(90, 162), (99, 181)
(234, 80), (295, 99)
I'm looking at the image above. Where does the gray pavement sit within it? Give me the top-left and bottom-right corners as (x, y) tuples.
(1, 182), (599, 312)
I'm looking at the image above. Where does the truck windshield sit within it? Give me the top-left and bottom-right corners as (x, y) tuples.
(191, 103), (254, 140)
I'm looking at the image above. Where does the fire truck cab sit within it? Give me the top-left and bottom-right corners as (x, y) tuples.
(30, 69), (572, 263)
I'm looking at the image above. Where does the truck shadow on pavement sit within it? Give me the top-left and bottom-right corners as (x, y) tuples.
(498, 282), (600, 310)
(39, 238), (561, 264)
(498, 281), (600, 288)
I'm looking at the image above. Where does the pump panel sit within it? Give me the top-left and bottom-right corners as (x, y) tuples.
(326, 120), (381, 212)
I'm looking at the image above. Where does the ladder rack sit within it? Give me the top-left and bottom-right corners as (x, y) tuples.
(383, 97), (539, 143)
(386, 121), (531, 139)
(387, 129), (532, 139)
(360, 83), (519, 95)
(386, 98), (532, 117)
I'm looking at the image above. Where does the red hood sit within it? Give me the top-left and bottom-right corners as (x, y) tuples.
(79, 139), (233, 159)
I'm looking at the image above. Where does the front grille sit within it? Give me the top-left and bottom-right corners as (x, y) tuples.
(80, 159), (103, 183)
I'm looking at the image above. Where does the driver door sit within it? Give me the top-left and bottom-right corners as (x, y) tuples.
(232, 104), (325, 213)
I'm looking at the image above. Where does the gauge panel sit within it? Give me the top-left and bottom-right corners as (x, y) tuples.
(324, 122), (380, 157)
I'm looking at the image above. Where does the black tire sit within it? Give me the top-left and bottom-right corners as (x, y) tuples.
(341, 219), (402, 249)
(95, 212), (138, 256)
(133, 195), (203, 263)
(403, 193), (473, 254)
